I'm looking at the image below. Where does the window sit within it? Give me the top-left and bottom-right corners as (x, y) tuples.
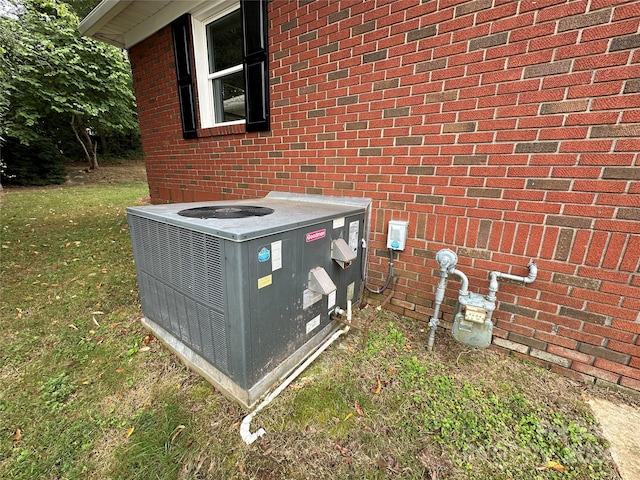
(181, 0), (269, 135)
(206, 8), (245, 124)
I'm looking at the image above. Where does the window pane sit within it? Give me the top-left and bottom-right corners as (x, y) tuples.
(212, 71), (245, 122)
(206, 9), (243, 74)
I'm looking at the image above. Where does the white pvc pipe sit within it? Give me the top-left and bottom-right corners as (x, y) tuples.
(240, 307), (351, 445)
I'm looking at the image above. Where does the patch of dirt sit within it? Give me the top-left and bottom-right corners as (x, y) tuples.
(65, 161), (147, 186)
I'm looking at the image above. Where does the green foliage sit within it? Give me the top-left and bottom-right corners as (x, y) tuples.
(0, 0), (139, 175)
(40, 373), (77, 412)
(108, 397), (192, 480)
(2, 136), (67, 185)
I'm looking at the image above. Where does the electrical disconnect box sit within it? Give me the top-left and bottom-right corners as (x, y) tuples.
(386, 220), (408, 250)
(451, 293), (495, 348)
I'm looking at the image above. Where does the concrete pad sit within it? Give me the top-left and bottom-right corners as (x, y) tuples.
(585, 395), (640, 480)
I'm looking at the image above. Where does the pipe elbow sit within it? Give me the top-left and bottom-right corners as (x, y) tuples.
(240, 414), (265, 445)
(451, 268), (469, 297)
(525, 262), (538, 283)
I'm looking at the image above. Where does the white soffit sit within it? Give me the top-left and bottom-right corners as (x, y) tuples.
(79, 0), (203, 49)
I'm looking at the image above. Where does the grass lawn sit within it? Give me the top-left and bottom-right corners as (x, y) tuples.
(0, 165), (621, 479)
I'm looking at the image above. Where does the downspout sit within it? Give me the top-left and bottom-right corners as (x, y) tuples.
(240, 301), (352, 445)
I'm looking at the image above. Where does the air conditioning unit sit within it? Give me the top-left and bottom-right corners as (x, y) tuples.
(126, 192), (370, 407)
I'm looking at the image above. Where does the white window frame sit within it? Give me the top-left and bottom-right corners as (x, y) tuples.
(191, 0), (245, 129)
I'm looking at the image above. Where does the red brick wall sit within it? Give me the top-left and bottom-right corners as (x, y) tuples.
(129, 0), (640, 391)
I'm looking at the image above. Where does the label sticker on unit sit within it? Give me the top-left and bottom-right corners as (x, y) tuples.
(303, 288), (322, 309)
(258, 274), (272, 289)
(258, 247), (270, 263)
(349, 221), (359, 252)
(306, 314), (321, 334)
(306, 229), (326, 242)
(347, 282), (355, 301)
(333, 217), (345, 229)
(271, 240), (282, 271)
(328, 290), (336, 309)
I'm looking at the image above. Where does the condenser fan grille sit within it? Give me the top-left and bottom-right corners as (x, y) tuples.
(177, 205), (275, 219)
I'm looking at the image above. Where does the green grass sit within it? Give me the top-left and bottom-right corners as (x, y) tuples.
(0, 174), (621, 479)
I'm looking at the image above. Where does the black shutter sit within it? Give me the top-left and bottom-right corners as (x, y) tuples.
(171, 14), (198, 139)
(241, 0), (270, 132)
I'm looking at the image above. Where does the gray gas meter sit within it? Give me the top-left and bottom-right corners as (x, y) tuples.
(451, 292), (495, 349)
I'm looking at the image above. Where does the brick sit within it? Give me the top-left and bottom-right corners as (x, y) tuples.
(578, 344), (630, 364)
(469, 32), (509, 51)
(526, 179), (570, 191)
(530, 348), (572, 367)
(548, 344), (593, 364)
(608, 340), (640, 358)
(616, 208), (640, 221)
(610, 33), (640, 51)
(415, 58), (447, 73)
(383, 107), (410, 118)
(559, 306), (607, 325)
(602, 167), (640, 180)
(508, 332), (548, 351)
(573, 361), (621, 383)
(352, 20), (376, 36)
(624, 78), (640, 93)
(523, 61), (572, 79)
(492, 337), (530, 354)
(453, 155), (487, 165)
(540, 99), (589, 114)
(515, 142), (558, 153)
(364, 50), (387, 63)
(455, 0), (492, 17)
(442, 122), (476, 133)
(558, 9), (612, 32)
(594, 358), (640, 380)
(467, 188), (501, 198)
(591, 125), (640, 139)
(407, 25), (437, 42)
(416, 195), (444, 205)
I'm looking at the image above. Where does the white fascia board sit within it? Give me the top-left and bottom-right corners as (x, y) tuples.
(122, 1), (203, 49)
(78, 0), (131, 38)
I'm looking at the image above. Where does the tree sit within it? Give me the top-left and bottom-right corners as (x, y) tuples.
(0, 0), (138, 171)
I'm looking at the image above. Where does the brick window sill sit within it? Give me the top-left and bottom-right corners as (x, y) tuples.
(197, 123), (246, 137)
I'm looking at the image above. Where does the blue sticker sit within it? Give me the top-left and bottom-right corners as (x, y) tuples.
(258, 247), (270, 263)
(391, 240), (400, 249)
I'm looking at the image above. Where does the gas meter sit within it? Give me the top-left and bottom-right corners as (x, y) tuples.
(451, 292), (495, 348)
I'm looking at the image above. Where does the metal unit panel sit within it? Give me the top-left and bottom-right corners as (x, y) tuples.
(127, 194), (370, 407)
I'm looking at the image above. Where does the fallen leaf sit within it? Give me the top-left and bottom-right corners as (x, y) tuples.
(68, 324), (78, 330)
(13, 428), (22, 442)
(116, 368), (125, 374)
(344, 412), (353, 421)
(354, 401), (364, 416)
(171, 425), (186, 443)
(387, 369), (395, 375)
(125, 426), (135, 438)
(139, 346), (151, 352)
(546, 461), (565, 472)
(374, 378), (382, 394)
